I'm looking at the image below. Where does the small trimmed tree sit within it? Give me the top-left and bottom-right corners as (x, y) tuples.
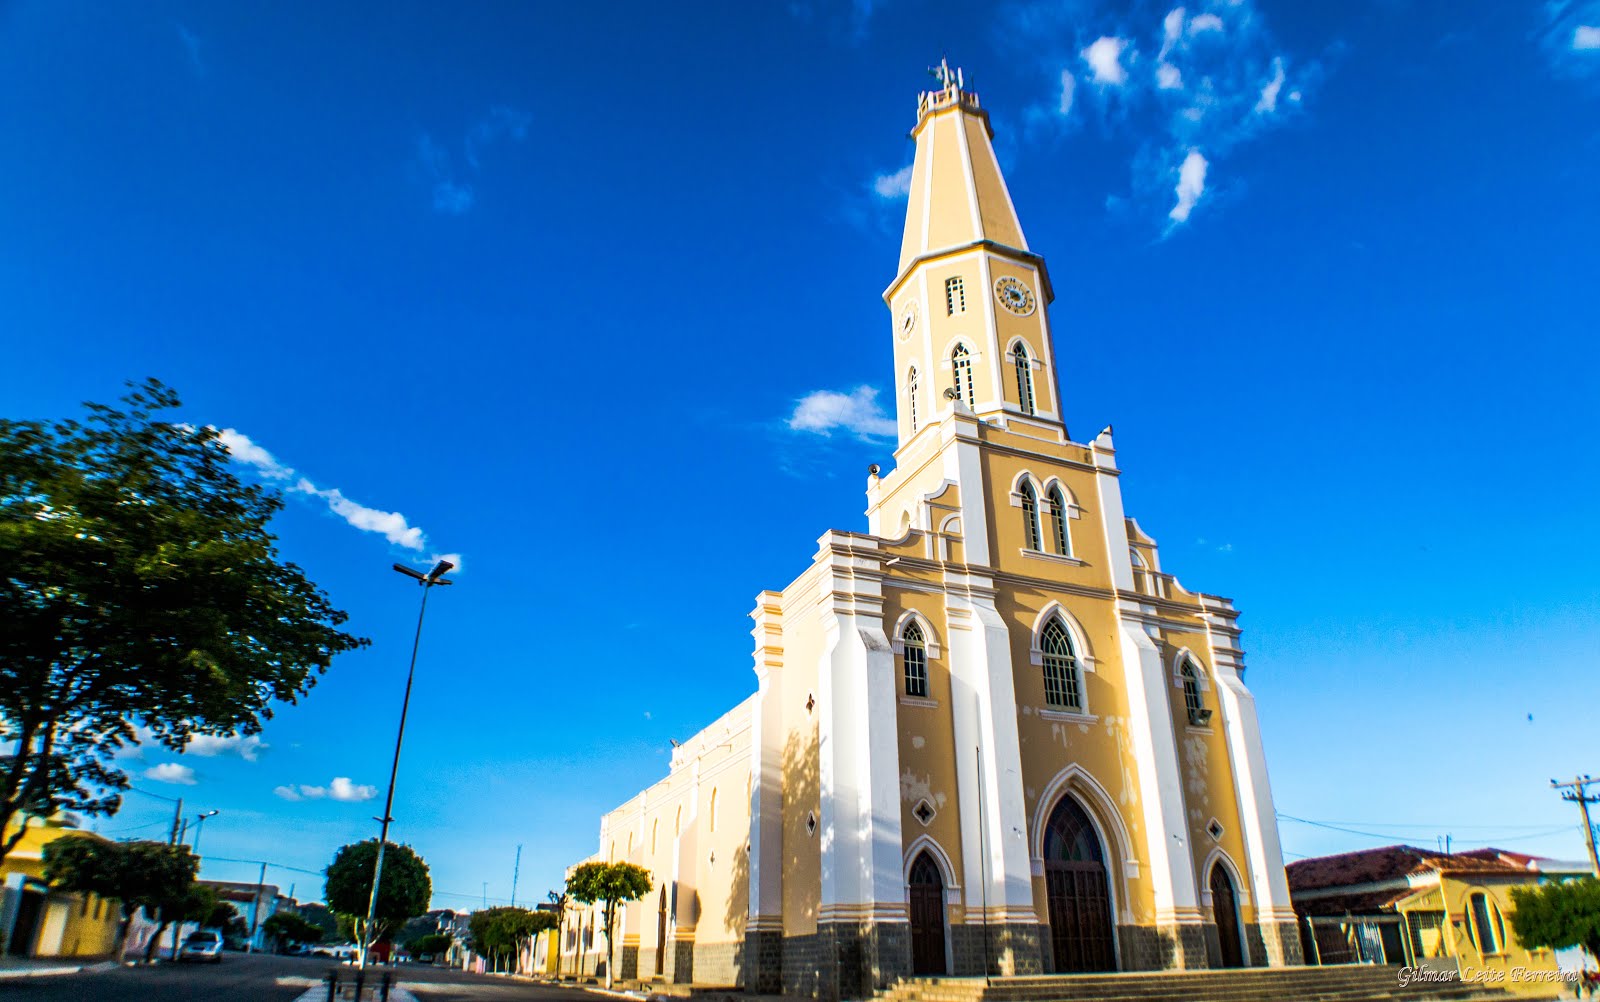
(408, 932), (454, 961)
(42, 836), (197, 961)
(324, 839), (431, 964)
(262, 911), (325, 952)
(146, 882), (217, 962)
(1510, 876), (1600, 965)
(546, 890), (568, 978)
(566, 862), (651, 989)
(469, 906), (556, 973)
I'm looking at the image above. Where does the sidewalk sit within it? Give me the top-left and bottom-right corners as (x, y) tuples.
(0, 957), (118, 979)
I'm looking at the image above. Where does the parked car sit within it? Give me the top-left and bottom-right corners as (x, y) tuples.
(179, 930), (224, 963)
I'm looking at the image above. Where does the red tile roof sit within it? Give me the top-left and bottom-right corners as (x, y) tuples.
(1286, 844), (1531, 895)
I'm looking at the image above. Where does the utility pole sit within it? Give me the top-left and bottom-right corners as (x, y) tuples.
(168, 797), (183, 845)
(1552, 775), (1600, 877)
(510, 845), (522, 909)
(247, 861), (268, 953)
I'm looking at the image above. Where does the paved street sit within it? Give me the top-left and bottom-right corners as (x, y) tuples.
(0, 952), (598, 1002)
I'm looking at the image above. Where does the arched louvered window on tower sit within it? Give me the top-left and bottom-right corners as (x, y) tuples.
(901, 621), (928, 698)
(908, 367), (920, 433)
(1047, 486), (1071, 556)
(1181, 659), (1210, 727)
(1012, 342), (1036, 415)
(1040, 617), (1082, 710)
(952, 344), (975, 409)
(1021, 482), (1042, 551)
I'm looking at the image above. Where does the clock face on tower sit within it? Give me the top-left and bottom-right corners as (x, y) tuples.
(994, 276), (1036, 316)
(897, 301), (919, 342)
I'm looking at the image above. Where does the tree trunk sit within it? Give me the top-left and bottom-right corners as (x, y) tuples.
(145, 920), (170, 963)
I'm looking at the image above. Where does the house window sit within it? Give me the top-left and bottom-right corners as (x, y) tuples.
(952, 344), (975, 408)
(1040, 617), (1082, 710)
(902, 621), (929, 698)
(945, 276), (966, 315)
(1469, 892), (1503, 954)
(908, 367), (920, 432)
(1047, 486), (1071, 556)
(1012, 342), (1036, 415)
(1181, 659), (1207, 726)
(1021, 482), (1042, 551)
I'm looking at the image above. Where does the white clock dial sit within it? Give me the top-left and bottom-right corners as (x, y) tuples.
(994, 276), (1036, 316)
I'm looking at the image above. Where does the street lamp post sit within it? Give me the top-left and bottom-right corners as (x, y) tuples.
(361, 559), (453, 968)
(170, 809), (220, 962)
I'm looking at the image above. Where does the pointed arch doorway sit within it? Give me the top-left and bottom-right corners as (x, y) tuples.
(1209, 862), (1245, 968)
(655, 886), (668, 976)
(907, 851), (948, 975)
(1043, 795), (1116, 972)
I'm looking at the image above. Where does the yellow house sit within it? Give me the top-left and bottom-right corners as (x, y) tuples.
(0, 816), (122, 960)
(564, 62), (1303, 1000)
(1288, 845), (1582, 996)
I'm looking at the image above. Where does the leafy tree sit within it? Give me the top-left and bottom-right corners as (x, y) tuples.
(207, 900), (248, 938)
(324, 839), (431, 962)
(262, 911), (325, 951)
(1510, 877), (1600, 964)
(408, 932), (454, 960)
(146, 882), (217, 962)
(566, 862), (651, 989)
(0, 380), (368, 864)
(468, 906), (556, 973)
(299, 901), (339, 940)
(42, 836), (198, 960)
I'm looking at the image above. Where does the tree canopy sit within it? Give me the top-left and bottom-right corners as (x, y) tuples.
(324, 839), (432, 951)
(1510, 877), (1600, 964)
(42, 835), (200, 960)
(469, 906), (556, 972)
(0, 380), (367, 863)
(262, 911), (326, 949)
(566, 861), (651, 988)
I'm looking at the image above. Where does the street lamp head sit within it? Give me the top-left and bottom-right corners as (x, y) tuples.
(393, 563), (429, 582)
(200, 809), (220, 819)
(427, 559), (455, 583)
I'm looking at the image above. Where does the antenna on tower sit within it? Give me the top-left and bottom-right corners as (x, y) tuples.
(510, 843), (522, 908)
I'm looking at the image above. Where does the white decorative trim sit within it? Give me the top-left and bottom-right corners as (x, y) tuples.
(1030, 771), (1138, 928)
(1037, 709), (1098, 724)
(904, 832), (962, 894)
(889, 609), (943, 658)
(1199, 846), (1252, 907)
(1171, 647), (1213, 692)
(1020, 548), (1086, 567)
(1025, 602), (1098, 670)
(898, 695), (939, 709)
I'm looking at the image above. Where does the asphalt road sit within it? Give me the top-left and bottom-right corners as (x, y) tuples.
(0, 952), (599, 1002)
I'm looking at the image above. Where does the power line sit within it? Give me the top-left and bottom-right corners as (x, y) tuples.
(1277, 813), (1572, 844)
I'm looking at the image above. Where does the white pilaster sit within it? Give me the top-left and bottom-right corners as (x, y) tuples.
(747, 593), (785, 932)
(816, 534), (907, 924)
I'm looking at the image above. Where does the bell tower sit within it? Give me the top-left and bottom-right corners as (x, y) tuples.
(884, 61), (1066, 449)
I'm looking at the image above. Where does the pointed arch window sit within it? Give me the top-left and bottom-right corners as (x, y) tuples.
(1181, 658), (1210, 727)
(908, 367), (920, 433)
(1021, 482), (1042, 551)
(902, 621), (929, 698)
(951, 344), (975, 409)
(945, 276), (966, 315)
(1047, 486), (1072, 556)
(709, 788), (718, 833)
(1040, 617), (1082, 710)
(1012, 342), (1036, 415)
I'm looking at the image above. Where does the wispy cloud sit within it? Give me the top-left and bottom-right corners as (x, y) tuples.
(214, 428), (456, 567)
(1003, 0), (1314, 230)
(788, 386), (897, 439)
(1578, 25), (1600, 49)
(414, 106), (532, 216)
(175, 23), (204, 76)
(145, 763), (197, 786)
(185, 733), (267, 761)
(1538, 2), (1600, 75)
(872, 164), (913, 199)
(273, 776), (377, 803)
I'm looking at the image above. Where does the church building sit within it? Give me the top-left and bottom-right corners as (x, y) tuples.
(560, 65), (1304, 1000)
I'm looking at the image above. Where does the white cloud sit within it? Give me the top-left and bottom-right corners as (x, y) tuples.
(1157, 62), (1183, 89)
(1256, 57), (1286, 113)
(274, 776), (377, 803)
(872, 164), (913, 199)
(328, 777), (378, 802)
(1169, 149), (1208, 223)
(1161, 7), (1185, 56)
(433, 181), (475, 215)
(293, 480), (425, 550)
(1577, 25), (1600, 49)
(1189, 12), (1223, 33)
(145, 763), (197, 786)
(215, 428), (294, 480)
(185, 733), (267, 761)
(788, 387), (897, 439)
(1082, 36), (1130, 86)
(1058, 70), (1077, 114)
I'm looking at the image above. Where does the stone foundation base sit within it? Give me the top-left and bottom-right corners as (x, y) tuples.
(692, 939), (743, 986)
(670, 939), (695, 984)
(781, 921), (911, 1001)
(950, 922), (1045, 976)
(743, 929), (782, 993)
(619, 944), (639, 980)
(1253, 920), (1303, 966)
(1116, 923), (1209, 970)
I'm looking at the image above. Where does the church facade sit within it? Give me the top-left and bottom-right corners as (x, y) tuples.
(560, 67), (1303, 1000)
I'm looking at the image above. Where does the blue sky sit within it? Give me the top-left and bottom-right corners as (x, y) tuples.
(4, 0), (1598, 911)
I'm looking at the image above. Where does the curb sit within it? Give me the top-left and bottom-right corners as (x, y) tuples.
(0, 959), (117, 980)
